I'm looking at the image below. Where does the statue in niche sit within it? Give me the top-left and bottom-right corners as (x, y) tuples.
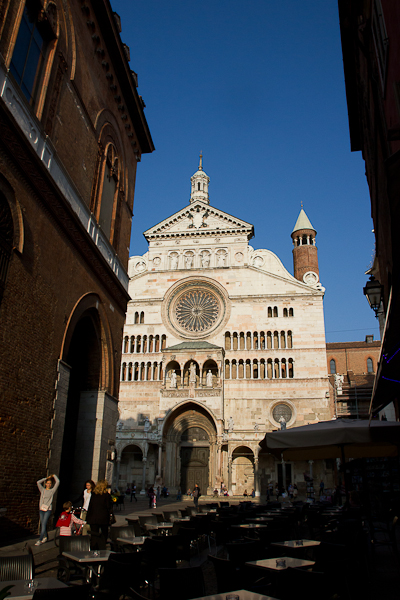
(206, 370), (213, 387)
(170, 254), (178, 269)
(170, 370), (177, 388)
(201, 253), (210, 267)
(189, 361), (196, 383)
(279, 415), (287, 430)
(185, 254), (193, 269)
(144, 417), (151, 432)
(217, 252), (227, 267)
(228, 416), (234, 432)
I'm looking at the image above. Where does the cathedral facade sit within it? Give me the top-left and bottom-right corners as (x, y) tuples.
(116, 160), (332, 497)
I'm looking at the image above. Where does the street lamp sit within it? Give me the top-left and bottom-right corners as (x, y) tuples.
(363, 275), (383, 317)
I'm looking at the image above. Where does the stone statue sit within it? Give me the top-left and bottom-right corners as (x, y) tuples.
(144, 417), (151, 432)
(279, 415), (286, 430)
(334, 374), (344, 396)
(189, 362), (196, 383)
(206, 370), (213, 387)
(228, 416), (234, 432)
(217, 252), (226, 267)
(185, 254), (193, 268)
(170, 254), (178, 269)
(201, 253), (210, 267)
(170, 370), (177, 388)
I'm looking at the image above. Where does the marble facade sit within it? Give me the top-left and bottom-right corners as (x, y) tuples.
(116, 160), (332, 497)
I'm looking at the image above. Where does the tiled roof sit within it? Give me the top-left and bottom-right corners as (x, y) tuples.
(165, 341), (222, 351)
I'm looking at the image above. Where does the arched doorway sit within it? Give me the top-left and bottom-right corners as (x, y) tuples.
(163, 402), (217, 494)
(180, 427), (210, 493)
(232, 446), (254, 495)
(54, 294), (115, 509)
(119, 444), (143, 491)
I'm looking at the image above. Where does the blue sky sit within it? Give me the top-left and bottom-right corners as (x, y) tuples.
(111, 0), (378, 343)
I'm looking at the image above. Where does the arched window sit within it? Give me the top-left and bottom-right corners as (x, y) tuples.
(288, 358), (294, 378)
(330, 359), (336, 374)
(283, 308), (288, 317)
(155, 335), (160, 352)
(253, 359), (258, 379)
(245, 359), (251, 378)
(10, 1), (57, 111)
(287, 331), (293, 349)
(267, 331), (272, 349)
(225, 360), (230, 379)
(225, 332), (231, 350)
(268, 307), (272, 318)
(130, 336), (135, 353)
(121, 363), (126, 381)
(231, 360), (237, 379)
(99, 144), (119, 238)
(239, 332), (245, 350)
(281, 358), (287, 378)
(289, 308), (294, 317)
(198, 182), (201, 191)
(280, 331), (286, 348)
(140, 311), (144, 324)
(260, 359), (265, 379)
(253, 332), (258, 350)
(367, 357), (373, 373)
(134, 312), (139, 324)
(149, 335), (154, 353)
(238, 359), (244, 379)
(273, 331), (279, 349)
(267, 359), (273, 379)
(274, 359), (280, 378)
(233, 332), (238, 350)
(260, 331), (265, 350)
(161, 335), (167, 350)
(123, 336), (128, 353)
(246, 332), (252, 350)
(273, 307), (278, 317)
(128, 362), (133, 381)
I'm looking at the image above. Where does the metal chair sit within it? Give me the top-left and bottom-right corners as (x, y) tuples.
(0, 553), (34, 581)
(57, 535), (91, 583)
(158, 566), (205, 600)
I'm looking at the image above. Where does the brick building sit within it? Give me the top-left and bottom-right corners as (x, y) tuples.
(339, 0), (400, 417)
(0, 0), (153, 539)
(116, 160), (332, 498)
(326, 338), (381, 418)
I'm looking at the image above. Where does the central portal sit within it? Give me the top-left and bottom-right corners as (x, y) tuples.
(180, 427), (209, 492)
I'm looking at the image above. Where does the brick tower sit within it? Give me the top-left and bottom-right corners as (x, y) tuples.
(291, 208), (319, 285)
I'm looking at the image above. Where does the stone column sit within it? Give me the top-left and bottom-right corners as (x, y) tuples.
(254, 455), (260, 497)
(114, 456), (121, 490)
(281, 457), (286, 493)
(227, 449), (233, 496)
(140, 457), (147, 495)
(158, 444), (162, 480)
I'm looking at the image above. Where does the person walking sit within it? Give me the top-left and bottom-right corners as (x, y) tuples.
(193, 484), (200, 509)
(35, 473), (60, 545)
(86, 480), (113, 550)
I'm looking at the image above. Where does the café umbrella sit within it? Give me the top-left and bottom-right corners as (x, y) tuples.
(259, 418), (400, 462)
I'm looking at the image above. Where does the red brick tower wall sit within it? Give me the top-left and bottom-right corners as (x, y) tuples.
(291, 228), (319, 282)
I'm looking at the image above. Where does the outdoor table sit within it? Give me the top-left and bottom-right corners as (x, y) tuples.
(190, 589), (279, 600)
(62, 549), (113, 580)
(246, 557), (315, 571)
(116, 535), (147, 548)
(245, 517), (273, 522)
(1, 578), (67, 599)
(271, 539), (320, 549)
(146, 522), (173, 534)
(232, 523), (269, 530)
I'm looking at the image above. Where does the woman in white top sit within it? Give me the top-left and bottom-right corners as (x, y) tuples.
(80, 479), (95, 535)
(36, 474), (60, 545)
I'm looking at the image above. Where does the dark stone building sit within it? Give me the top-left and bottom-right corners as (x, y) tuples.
(339, 0), (400, 417)
(0, 0), (153, 539)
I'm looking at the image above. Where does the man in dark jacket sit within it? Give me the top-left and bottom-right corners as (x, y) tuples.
(193, 484), (200, 509)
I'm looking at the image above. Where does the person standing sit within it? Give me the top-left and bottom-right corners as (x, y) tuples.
(193, 484), (200, 509)
(79, 479), (94, 536)
(86, 480), (113, 550)
(35, 474), (60, 545)
(131, 483), (137, 502)
(319, 480), (325, 497)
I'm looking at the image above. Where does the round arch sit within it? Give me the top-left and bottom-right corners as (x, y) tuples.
(231, 445), (255, 496)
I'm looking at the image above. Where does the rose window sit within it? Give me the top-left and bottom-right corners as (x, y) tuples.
(175, 290), (219, 332)
(272, 404), (293, 424)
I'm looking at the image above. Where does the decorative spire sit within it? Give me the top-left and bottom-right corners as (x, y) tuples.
(190, 155), (210, 205)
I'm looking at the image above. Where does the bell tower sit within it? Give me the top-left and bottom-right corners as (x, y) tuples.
(291, 207), (319, 285)
(190, 153), (210, 204)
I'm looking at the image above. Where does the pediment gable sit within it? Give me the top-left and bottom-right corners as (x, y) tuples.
(144, 201), (254, 241)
